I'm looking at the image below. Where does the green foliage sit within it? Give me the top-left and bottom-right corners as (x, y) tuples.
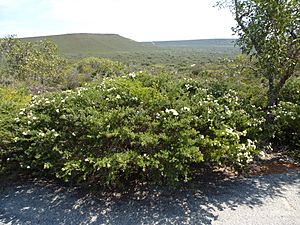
(75, 57), (126, 80)
(10, 73), (261, 185)
(272, 76), (300, 158)
(272, 101), (300, 151)
(59, 57), (127, 90)
(185, 55), (268, 108)
(280, 76), (300, 103)
(229, 0), (300, 107)
(0, 36), (67, 90)
(1, 27), (299, 186)
(0, 87), (30, 172)
(220, 55), (268, 107)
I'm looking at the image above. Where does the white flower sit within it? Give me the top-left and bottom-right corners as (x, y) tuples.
(116, 94), (121, 99)
(107, 87), (116, 92)
(190, 64), (196, 67)
(181, 107), (191, 112)
(225, 128), (234, 134)
(72, 132), (76, 136)
(128, 72), (136, 78)
(185, 84), (192, 90)
(165, 108), (179, 116)
(56, 109), (60, 113)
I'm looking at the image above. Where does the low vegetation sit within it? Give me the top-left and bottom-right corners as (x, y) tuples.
(8, 73), (262, 185)
(0, 0), (299, 187)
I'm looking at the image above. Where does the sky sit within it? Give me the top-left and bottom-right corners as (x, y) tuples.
(0, 0), (236, 42)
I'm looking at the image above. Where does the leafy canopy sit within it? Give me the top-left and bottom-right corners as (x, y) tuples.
(0, 36), (67, 86)
(219, 0), (300, 107)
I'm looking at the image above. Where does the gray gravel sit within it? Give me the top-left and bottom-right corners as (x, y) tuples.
(0, 170), (299, 225)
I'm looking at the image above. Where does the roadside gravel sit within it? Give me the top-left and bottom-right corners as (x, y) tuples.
(0, 170), (299, 225)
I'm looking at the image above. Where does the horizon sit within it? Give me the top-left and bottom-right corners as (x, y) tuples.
(0, 0), (236, 42)
(18, 32), (237, 42)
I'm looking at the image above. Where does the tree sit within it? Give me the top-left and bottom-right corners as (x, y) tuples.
(0, 36), (67, 86)
(219, 0), (300, 112)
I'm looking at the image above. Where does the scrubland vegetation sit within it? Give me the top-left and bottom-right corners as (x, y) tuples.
(0, 35), (298, 187)
(0, 1), (299, 188)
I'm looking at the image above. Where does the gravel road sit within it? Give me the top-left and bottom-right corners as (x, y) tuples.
(0, 170), (299, 225)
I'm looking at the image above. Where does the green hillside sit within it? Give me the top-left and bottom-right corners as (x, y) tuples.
(22, 33), (154, 57)
(20, 34), (240, 63)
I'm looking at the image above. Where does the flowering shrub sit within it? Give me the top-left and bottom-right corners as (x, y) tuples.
(12, 73), (261, 185)
(0, 87), (30, 172)
(271, 77), (300, 159)
(272, 102), (300, 154)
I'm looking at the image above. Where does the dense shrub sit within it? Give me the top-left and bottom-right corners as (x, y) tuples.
(58, 57), (127, 90)
(0, 37), (67, 89)
(11, 73), (261, 185)
(74, 57), (126, 81)
(218, 56), (268, 108)
(280, 76), (300, 103)
(271, 77), (300, 159)
(0, 87), (30, 172)
(0, 37), (128, 92)
(272, 102), (300, 155)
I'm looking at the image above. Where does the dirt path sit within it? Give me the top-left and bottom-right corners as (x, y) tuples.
(0, 168), (299, 225)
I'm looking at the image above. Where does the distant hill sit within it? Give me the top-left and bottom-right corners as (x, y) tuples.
(146, 39), (237, 48)
(142, 39), (240, 57)
(20, 34), (240, 59)
(22, 33), (155, 57)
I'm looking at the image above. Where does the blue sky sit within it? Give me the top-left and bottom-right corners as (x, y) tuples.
(0, 0), (236, 41)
